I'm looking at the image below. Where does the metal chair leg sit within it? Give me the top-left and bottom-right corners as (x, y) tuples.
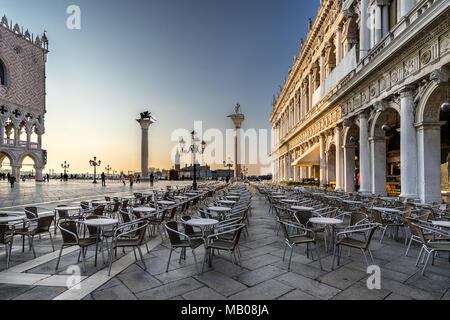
(48, 232), (55, 252)
(415, 246), (424, 267)
(137, 246), (147, 270)
(166, 248), (173, 272)
(282, 243), (287, 262)
(405, 236), (413, 257)
(421, 250), (432, 276)
(288, 245), (294, 272)
(315, 243), (323, 271)
(191, 249), (200, 275)
(361, 249), (369, 267)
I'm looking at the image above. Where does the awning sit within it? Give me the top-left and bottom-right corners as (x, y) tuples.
(292, 143), (320, 167)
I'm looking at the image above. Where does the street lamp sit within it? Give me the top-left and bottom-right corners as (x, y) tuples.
(179, 130), (206, 190)
(241, 165), (249, 180)
(223, 157), (233, 182)
(61, 161), (69, 180)
(89, 156), (101, 184)
(105, 165), (112, 177)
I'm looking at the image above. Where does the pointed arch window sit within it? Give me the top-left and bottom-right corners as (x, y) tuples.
(0, 59), (6, 86)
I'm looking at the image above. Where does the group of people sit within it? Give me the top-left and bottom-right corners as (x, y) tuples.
(2, 172), (16, 188)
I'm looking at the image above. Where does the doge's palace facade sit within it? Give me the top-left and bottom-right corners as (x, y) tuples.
(270, 0), (450, 203)
(0, 15), (49, 182)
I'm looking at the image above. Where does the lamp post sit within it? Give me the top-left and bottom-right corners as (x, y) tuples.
(105, 165), (112, 178)
(223, 157), (233, 182)
(89, 157), (101, 184)
(61, 161), (69, 180)
(179, 130), (206, 190)
(241, 165), (249, 180)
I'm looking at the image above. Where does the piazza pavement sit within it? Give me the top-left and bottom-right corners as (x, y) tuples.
(0, 181), (449, 300)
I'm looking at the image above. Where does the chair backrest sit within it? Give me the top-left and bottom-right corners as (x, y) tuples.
(24, 207), (38, 219)
(166, 221), (182, 245)
(111, 201), (120, 213)
(231, 225), (245, 250)
(121, 200), (129, 209)
(0, 225), (8, 243)
(36, 215), (54, 233)
(168, 206), (177, 220)
(350, 212), (367, 226)
(295, 210), (312, 226)
(372, 209), (383, 224)
(85, 215), (101, 237)
(364, 223), (380, 247)
(181, 216), (196, 236)
(56, 205), (69, 219)
(119, 210), (132, 223)
(80, 202), (90, 210)
(93, 205), (105, 216)
(59, 220), (78, 244)
(105, 196), (111, 202)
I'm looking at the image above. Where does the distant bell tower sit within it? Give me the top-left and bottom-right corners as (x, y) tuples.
(175, 149), (181, 171)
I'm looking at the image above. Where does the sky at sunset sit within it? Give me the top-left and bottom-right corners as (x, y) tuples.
(1, 0), (319, 175)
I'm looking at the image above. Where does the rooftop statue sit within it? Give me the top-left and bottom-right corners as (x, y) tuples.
(234, 103), (241, 115)
(139, 111), (157, 122)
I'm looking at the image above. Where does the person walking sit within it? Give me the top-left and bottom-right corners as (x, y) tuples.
(101, 172), (106, 187)
(7, 172), (10, 183)
(129, 174), (134, 188)
(9, 175), (16, 188)
(46, 173), (50, 183)
(121, 174), (126, 186)
(150, 172), (154, 187)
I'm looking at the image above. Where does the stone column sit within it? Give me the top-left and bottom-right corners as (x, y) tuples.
(400, 87), (418, 198)
(400, 0), (415, 17)
(136, 118), (154, 179)
(343, 143), (356, 192)
(26, 128), (32, 149)
(370, 136), (387, 196)
(335, 126), (343, 190)
(359, 111), (371, 193)
(375, 5), (383, 44)
(35, 166), (44, 182)
(360, 0), (370, 58)
(11, 165), (19, 180)
(416, 122), (443, 203)
(229, 113), (245, 180)
(336, 25), (343, 63)
(37, 133), (42, 150)
(0, 120), (4, 145)
(308, 73), (313, 112)
(382, 4), (390, 37)
(13, 126), (19, 147)
(319, 134), (326, 187)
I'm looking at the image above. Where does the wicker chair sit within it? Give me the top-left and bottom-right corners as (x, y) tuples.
(107, 220), (148, 276)
(165, 221), (203, 274)
(0, 224), (13, 269)
(278, 219), (323, 271)
(15, 207), (55, 258)
(332, 223), (380, 269)
(56, 220), (97, 273)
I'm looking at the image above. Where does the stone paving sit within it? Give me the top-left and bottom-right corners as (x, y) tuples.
(0, 183), (449, 300)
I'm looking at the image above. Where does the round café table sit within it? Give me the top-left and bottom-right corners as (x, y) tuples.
(309, 217), (343, 255)
(185, 218), (219, 271)
(158, 200), (175, 206)
(80, 218), (119, 267)
(281, 199), (298, 204)
(208, 206), (231, 220)
(291, 206), (314, 211)
(133, 207), (157, 218)
(226, 196), (240, 200)
(431, 221), (450, 228)
(219, 200), (236, 206)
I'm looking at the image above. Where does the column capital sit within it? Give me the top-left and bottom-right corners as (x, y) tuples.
(399, 85), (416, 98)
(376, 0), (391, 6)
(414, 121), (447, 129)
(357, 109), (370, 119)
